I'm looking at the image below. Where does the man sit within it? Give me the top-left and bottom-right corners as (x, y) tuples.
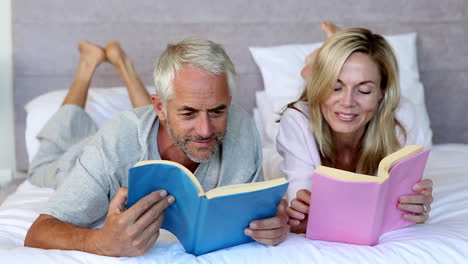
(25, 38), (289, 256)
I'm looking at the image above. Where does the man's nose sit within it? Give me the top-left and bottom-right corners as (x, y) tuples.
(195, 113), (214, 138)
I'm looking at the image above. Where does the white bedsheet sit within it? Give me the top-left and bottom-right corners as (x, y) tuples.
(0, 144), (467, 263)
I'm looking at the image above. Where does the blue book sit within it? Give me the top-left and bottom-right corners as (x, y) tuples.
(126, 160), (288, 256)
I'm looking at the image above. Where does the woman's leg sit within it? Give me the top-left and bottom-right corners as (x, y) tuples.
(320, 21), (340, 39)
(62, 41), (106, 107)
(105, 41), (151, 108)
(301, 21), (341, 80)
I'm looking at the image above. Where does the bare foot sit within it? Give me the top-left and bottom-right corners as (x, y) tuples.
(78, 40), (106, 67)
(320, 21), (341, 39)
(105, 40), (151, 107)
(301, 21), (342, 80)
(105, 40), (129, 68)
(305, 49), (318, 65)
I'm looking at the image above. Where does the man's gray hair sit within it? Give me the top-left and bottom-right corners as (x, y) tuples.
(153, 37), (236, 104)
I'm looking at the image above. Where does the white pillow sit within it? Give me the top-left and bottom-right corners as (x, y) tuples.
(25, 86), (154, 162)
(250, 32), (432, 146)
(255, 91), (296, 148)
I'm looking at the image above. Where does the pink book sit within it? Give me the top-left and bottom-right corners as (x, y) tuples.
(305, 145), (431, 246)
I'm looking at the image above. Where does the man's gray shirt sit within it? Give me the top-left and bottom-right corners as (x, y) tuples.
(46, 104), (263, 227)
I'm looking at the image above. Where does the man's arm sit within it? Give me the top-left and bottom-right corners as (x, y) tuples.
(25, 188), (174, 257)
(243, 199), (289, 246)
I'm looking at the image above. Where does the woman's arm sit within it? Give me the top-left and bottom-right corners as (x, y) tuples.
(276, 103), (321, 202)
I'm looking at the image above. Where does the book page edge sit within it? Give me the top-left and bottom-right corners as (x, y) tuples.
(133, 160), (205, 197)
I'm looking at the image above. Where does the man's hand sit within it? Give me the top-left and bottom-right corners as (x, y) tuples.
(243, 199), (289, 246)
(286, 189), (310, 234)
(91, 187), (175, 256)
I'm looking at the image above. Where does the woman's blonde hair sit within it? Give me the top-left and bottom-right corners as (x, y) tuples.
(290, 28), (405, 175)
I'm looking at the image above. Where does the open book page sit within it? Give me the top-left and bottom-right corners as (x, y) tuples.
(133, 160), (205, 197)
(133, 160), (288, 199)
(315, 145), (424, 183)
(315, 167), (382, 182)
(377, 145), (423, 179)
(205, 178), (288, 199)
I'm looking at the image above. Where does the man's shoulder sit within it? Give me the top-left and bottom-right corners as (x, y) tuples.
(227, 104), (256, 127)
(99, 105), (155, 132)
(84, 105), (156, 164)
(226, 104), (256, 137)
(223, 104), (261, 156)
(118, 105), (155, 122)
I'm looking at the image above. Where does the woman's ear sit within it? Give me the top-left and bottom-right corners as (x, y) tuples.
(378, 88), (385, 103)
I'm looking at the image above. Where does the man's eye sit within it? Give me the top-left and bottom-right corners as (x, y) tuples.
(209, 110), (224, 117)
(181, 112), (195, 117)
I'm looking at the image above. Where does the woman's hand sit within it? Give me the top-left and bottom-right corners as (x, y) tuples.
(398, 179), (434, 223)
(286, 189), (311, 233)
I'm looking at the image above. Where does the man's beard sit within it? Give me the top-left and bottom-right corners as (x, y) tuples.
(166, 119), (224, 163)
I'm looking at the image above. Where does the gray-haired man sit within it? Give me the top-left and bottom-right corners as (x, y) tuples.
(25, 38), (289, 256)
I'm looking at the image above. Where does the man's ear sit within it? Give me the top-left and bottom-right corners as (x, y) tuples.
(151, 94), (167, 122)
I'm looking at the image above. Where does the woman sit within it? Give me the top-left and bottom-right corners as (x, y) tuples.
(277, 26), (434, 233)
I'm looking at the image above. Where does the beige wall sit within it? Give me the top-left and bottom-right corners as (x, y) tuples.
(0, 0), (15, 185)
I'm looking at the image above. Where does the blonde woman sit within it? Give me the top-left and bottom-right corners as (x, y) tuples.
(278, 26), (434, 233)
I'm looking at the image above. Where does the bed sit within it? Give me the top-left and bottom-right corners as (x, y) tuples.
(3, 0), (468, 263)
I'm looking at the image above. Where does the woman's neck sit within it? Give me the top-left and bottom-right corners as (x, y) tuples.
(334, 147), (360, 172)
(333, 132), (364, 172)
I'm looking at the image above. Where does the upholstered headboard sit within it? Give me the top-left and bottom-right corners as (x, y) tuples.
(13, 0), (468, 171)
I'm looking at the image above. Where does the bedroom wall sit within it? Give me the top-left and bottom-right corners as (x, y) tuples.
(12, 0), (468, 171)
(0, 0), (15, 185)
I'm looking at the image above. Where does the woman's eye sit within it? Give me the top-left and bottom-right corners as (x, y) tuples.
(359, 90), (371, 95)
(334, 87), (342, 92)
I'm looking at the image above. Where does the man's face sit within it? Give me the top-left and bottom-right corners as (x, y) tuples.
(156, 65), (231, 163)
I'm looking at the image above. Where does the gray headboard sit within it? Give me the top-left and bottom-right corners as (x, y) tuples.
(13, 0), (468, 171)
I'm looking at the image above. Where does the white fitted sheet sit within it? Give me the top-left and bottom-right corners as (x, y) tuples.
(0, 144), (467, 263)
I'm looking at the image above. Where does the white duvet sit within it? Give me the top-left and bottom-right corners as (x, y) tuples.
(0, 144), (467, 263)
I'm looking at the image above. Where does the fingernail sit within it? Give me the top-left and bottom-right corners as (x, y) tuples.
(167, 195), (175, 204)
(244, 228), (252, 235)
(160, 190), (167, 198)
(249, 223), (257, 229)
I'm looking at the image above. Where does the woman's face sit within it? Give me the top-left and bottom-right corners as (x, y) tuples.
(320, 52), (383, 140)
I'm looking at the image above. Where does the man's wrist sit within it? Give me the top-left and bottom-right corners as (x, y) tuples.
(82, 228), (110, 256)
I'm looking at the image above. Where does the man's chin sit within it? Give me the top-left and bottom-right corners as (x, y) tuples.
(186, 148), (216, 163)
